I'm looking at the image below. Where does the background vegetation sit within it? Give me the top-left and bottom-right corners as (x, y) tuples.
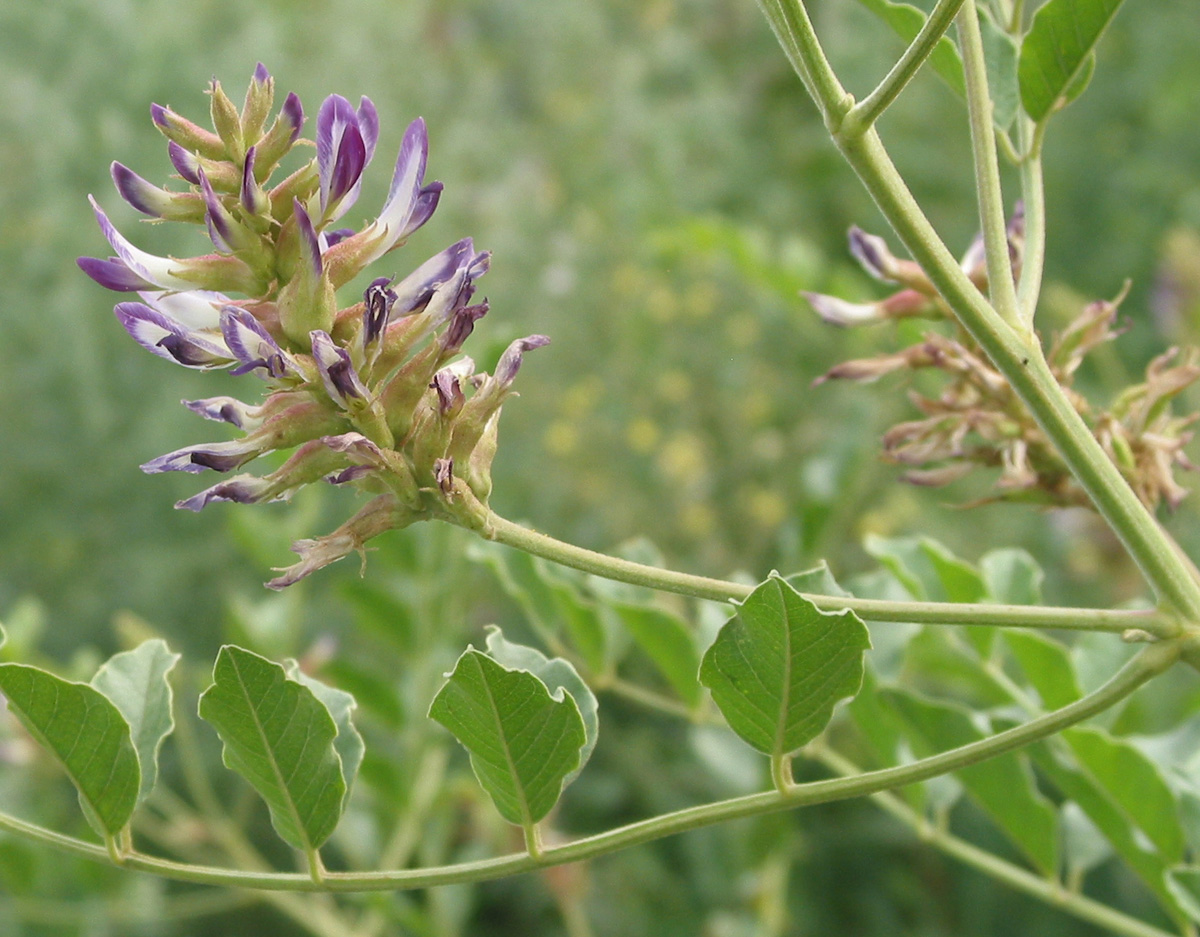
(0, 0), (1198, 933)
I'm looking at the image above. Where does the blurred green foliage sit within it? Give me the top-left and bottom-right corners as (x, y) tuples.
(1, 0), (1199, 933)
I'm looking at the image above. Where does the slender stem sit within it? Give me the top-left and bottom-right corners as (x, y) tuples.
(813, 746), (1180, 937)
(847, 0), (969, 132)
(958, 0), (1021, 326)
(756, 0), (853, 129)
(485, 513), (1179, 637)
(0, 641), (1172, 893)
(1016, 116), (1047, 321)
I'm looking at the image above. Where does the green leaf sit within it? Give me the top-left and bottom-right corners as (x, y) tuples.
(284, 661), (365, 810)
(884, 688), (1059, 875)
(785, 561), (852, 598)
(980, 548), (1043, 605)
(470, 541), (608, 674)
(91, 640), (180, 804)
(199, 646), (346, 852)
(0, 664), (139, 837)
(1065, 726), (1184, 861)
(1018, 0), (1124, 121)
(699, 574), (870, 758)
(483, 627), (598, 783)
(854, 0), (966, 97)
(979, 7), (1020, 132)
(1004, 630), (1082, 710)
(611, 604), (702, 708)
(1169, 867), (1200, 924)
(429, 645), (587, 826)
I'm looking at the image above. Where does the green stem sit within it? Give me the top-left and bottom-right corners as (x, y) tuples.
(484, 513), (1179, 637)
(0, 641), (1172, 892)
(846, 0), (968, 132)
(1016, 117), (1047, 321)
(756, 0), (853, 130)
(813, 746), (1179, 937)
(957, 0), (1022, 326)
(764, 0), (1200, 622)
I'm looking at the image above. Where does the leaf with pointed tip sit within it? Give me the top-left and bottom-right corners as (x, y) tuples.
(1018, 0), (1124, 121)
(0, 664), (139, 837)
(199, 646), (346, 852)
(884, 688), (1059, 875)
(483, 627), (598, 782)
(699, 575), (870, 758)
(429, 646), (587, 826)
(284, 661), (365, 809)
(1005, 631), (1081, 710)
(91, 640), (180, 804)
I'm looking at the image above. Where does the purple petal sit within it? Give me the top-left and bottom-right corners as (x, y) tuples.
(151, 103), (170, 131)
(847, 226), (896, 283)
(168, 141), (202, 184)
(220, 307), (292, 378)
(240, 146), (260, 213)
(139, 289), (228, 330)
(311, 330), (368, 405)
(198, 170), (235, 250)
(184, 396), (261, 429)
(357, 97), (379, 161)
(443, 301), (489, 353)
(88, 196), (193, 290)
(432, 369), (464, 414)
(253, 62), (271, 84)
(495, 334), (551, 386)
(327, 465), (374, 485)
(177, 475), (273, 511)
(403, 182), (443, 238)
(392, 238), (474, 315)
(362, 276), (398, 347)
(293, 199), (323, 280)
(323, 227), (355, 248)
(141, 439), (260, 474)
(280, 92), (304, 142)
(111, 162), (166, 217)
(114, 302), (231, 368)
(358, 118), (428, 265)
(317, 94), (368, 217)
(78, 256), (156, 292)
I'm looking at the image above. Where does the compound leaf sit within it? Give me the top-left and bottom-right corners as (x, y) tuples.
(199, 646), (346, 852)
(700, 574), (870, 759)
(429, 645), (587, 826)
(91, 639), (180, 804)
(1018, 0), (1124, 121)
(0, 663), (139, 837)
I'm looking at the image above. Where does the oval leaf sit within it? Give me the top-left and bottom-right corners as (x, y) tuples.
(0, 664), (139, 837)
(429, 646), (587, 826)
(199, 646), (346, 852)
(1018, 0), (1124, 122)
(92, 639), (180, 804)
(699, 574), (870, 758)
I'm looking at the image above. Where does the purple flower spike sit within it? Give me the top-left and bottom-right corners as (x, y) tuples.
(77, 256), (157, 292)
(184, 396), (262, 429)
(316, 94), (371, 221)
(177, 475), (273, 511)
(311, 330), (368, 406)
(88, 196), (194, 290)
(221, 307), (293, 378)
(141, 439), (261, 474)
(167, 141), (202, 184)
(114, 301), (231, 368)
(495, 334), (551, 386)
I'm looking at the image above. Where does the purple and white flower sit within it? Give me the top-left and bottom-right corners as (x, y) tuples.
(316, 94), (379, 222)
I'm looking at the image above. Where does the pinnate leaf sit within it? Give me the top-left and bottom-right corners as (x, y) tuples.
(429, 639), (588, 825)
(91, 639), (180, 804)
(1018, 0), (1124, 121)
(699, 574), (870, 758)
(199, 646), (346, 852)
(0, 663), (139, 837)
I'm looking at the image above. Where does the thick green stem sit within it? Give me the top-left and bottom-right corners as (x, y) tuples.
(957, 0), (1022, 326)
(0, 641), (1172, 892)
(846, 0), (967, 131)
(763, 0), (1200, 621)
(484, 513), (1179, 637)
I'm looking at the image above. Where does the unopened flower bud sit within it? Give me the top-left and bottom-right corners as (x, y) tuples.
(240, 63), (275, 144)
(151, 103), (225, 160)
(111, 162), (205, 222)
(277, 200), (336, 345)
(254, 92), (305, 176)
(208, 78), (245, 162)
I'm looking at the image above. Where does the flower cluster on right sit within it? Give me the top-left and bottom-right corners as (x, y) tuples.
(807, 212), (1200, 511)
